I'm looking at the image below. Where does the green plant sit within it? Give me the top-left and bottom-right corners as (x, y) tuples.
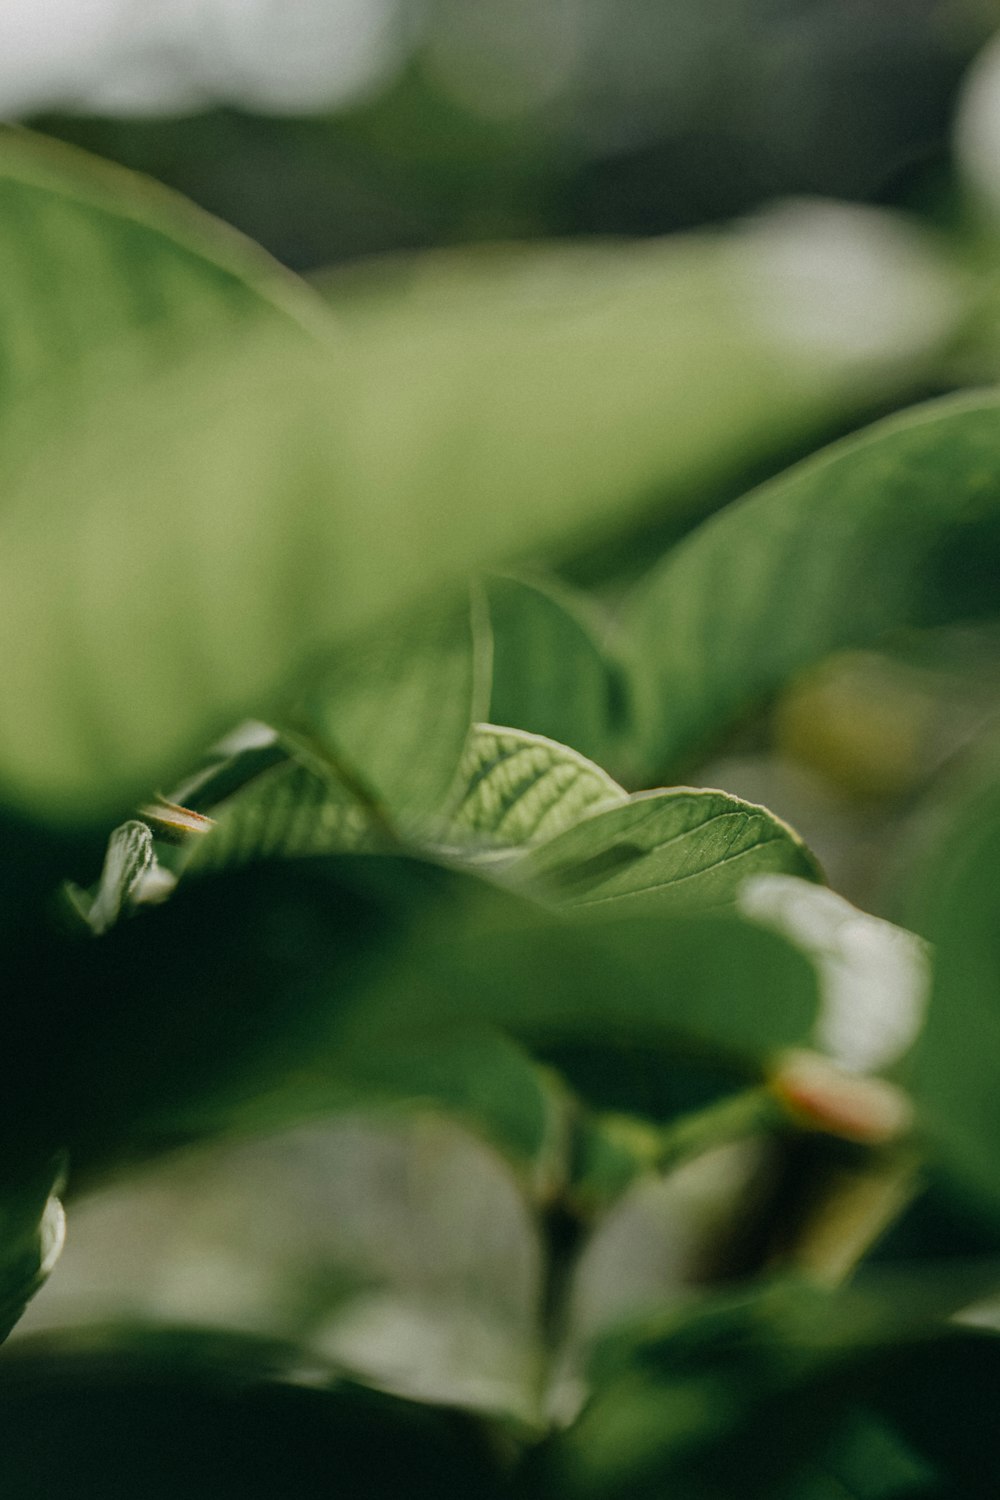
(1, 123), (1000, 1497)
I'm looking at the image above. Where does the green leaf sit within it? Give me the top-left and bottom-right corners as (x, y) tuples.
(4, 854), (572, 1188)
(541, 1282), (860, 1500)
(545, 1282), (985, 1500)
(0, 1159), (65, 1344)
(0, 127), (327, 438)
(0, 162), (961, 825)
(862, 1327), (1000, 1493)
(787, 1413), (936, 1500)
(348, 897), (821, 1097)
(513, 787), (820, 914)
(281, 592), (488, 833)
(1, 851), (816, 1181)
(623, 393), (1000, 779)
(185, 758), (378, 873)
(442, 724), (625, 856)
(0, 1329), (505, 1500)
(485, 574), (627, 767)
(65, 819), (157, 934)
(321, 230), (955, 571)
(891, 754), (1000, 1212)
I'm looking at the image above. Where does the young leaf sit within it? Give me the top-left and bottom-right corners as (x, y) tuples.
(513, 787), (820, 914)
(623, 392), (1000, 779)
(442, 724), (625, 856)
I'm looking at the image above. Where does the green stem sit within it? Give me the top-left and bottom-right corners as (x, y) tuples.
(652, 1086), (782, 1176)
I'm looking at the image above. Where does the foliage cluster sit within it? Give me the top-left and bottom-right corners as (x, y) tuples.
(1, 109), (1000, 1497)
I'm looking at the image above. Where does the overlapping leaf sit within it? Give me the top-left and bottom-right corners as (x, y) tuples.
(443, 724), (625, 856)
(280, 592), (487, 833)
(623, 393), (1000, 778)
(546, 1281), (997, 1500)
(514, 787), (820, 914)
(0, 1329), (505, 1500)
(485, 574), (627, 767)
(0, 1158), (65, 1344)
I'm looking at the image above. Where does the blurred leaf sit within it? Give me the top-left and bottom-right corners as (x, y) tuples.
(623, 393), (1000, 780)
(542, 1281), (861, 1500)
(862, 1327), (1000, 1493)
(485, 574), (628, 767)
(443, 724), (625, 856)
(777, 1410), (935, 1500)
(348, 900), (821, 1107)
(3, 854), (496, 1173)
(3, 854), (573, 1188)
(321, 233), (950, 567)
(0, 190), (965, 824)
(185, 758), (378, 873)
(0, 126), (327, 435)
(514, 788), (820, 914)
(891, 754), (1000, 1213)
(0, 1159), (64, 1344)
(0, 1328), (504, 1500)
(282, 591), (488, 833)
(545, 1281), (993, 1500)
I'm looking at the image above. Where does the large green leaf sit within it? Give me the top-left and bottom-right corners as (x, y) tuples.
(0, 1329), (505, 1500)
(622, 393), (1000, 779)
(320, 230), (955, 577)
(2, 852), (579, 1190)
(544, 1281), (992, 1500)
(0, 154), (961, 825)
(184, 758), (378, 873)
(0, 127), (327, 432)
(891, 754), (1000, 1213)
(0, 851), (816, 1183)
(513, 787), (820, 914)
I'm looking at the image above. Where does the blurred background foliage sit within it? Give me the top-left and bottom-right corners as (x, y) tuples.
(20, 0), (1000, 265)
(5, 1), (1000, 1485)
